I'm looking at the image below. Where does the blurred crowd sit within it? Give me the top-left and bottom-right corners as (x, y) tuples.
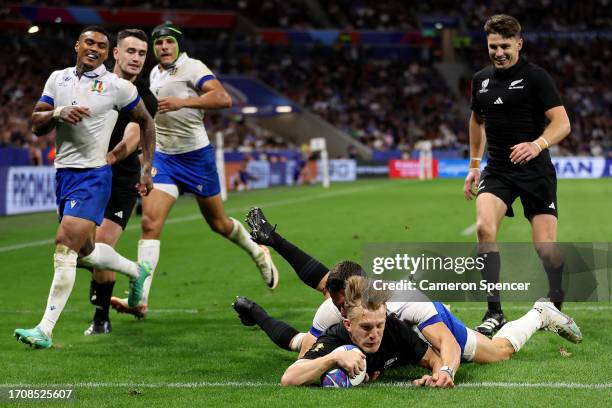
(214, 43), (465, 154)
(14, 0), (611, 31)
(1, 0), (610, 163)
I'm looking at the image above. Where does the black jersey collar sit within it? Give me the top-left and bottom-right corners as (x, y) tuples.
(494, 57), (527, 78)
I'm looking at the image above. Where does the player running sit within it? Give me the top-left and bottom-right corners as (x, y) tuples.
(463, 14), (571, 336)
(14, 26), (156, 348)
(234, 207), (582, 366)
(111, 24), (277, 319)
(84, 29), (158, 336)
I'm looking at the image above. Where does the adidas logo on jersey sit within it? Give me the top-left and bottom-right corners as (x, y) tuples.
(549, 202), (556, 210)
(494, 97), (504, 104)
(114, 211), (123, 219)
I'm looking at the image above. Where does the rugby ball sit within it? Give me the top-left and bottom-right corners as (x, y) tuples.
(321, 345), (367, 388)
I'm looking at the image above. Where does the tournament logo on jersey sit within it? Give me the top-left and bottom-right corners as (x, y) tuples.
(91, 80), (104, 93)
(479, 78), (489, 93)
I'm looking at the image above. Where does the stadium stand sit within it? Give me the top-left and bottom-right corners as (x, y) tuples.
(1, 2), (610, 164)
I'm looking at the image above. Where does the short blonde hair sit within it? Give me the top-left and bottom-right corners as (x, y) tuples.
(344, 276), (390, 320)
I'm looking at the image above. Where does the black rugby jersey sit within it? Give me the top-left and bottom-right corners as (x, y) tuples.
(108, 77), (157, 177)
(471, 58), (562, 176)
(303, 314), (428, 375)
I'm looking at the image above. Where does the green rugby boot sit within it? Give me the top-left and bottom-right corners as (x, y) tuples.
(128, 261), (151, 307)
(14, 326), (52, 349)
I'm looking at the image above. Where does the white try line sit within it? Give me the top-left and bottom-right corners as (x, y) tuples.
(2, 382), (610, 389)
(3, 304), (611, 315)
(0, 184), (380, 254)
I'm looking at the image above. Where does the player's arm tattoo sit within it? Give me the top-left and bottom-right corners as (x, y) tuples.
(31, 102), (56, 136)
(127, 100), (156, 173)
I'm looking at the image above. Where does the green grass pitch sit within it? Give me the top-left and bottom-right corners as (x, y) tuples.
(0, 178), (610, 406)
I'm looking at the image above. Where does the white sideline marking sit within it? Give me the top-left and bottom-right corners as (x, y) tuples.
(2, 382), (610, 389)
(461, 222), (477, 236)
(0, 184), (379, 254)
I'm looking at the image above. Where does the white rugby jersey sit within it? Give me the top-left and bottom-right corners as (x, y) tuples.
(40, 64), (139, 169)
(149, 53), (216, 154)
(308, 298), (440, 337)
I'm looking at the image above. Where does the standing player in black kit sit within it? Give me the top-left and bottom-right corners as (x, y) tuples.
(84, 29), (157, 335)
(463, 15), (571, 336)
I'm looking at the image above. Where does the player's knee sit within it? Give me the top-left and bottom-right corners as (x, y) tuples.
(55, 233), (79, 253)
(476, 221), (497, 242)
(141, 214), (162, 238)
(95, 228), (118, 246)
(534, 242), (555, 262)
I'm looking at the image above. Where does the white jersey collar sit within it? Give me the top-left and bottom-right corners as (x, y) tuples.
(157, 52), (189, 73)
(73, 64), (107, 79)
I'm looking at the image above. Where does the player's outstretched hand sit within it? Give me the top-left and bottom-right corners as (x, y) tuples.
(413, 372), (454, 388)
(334, 350), (366, 379)
(137, 173), (154, 197)
(510, 142), (541, 165)
(157, 96), (184, 113)
(60, 106), (90, 125)
(463, 168), (480, 200)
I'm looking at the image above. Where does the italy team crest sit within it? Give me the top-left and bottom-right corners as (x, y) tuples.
(91, 80), (104, 93)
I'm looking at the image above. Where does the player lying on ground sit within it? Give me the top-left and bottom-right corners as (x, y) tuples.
(234, 207), (582, 365)
(110, 24), (278, 319)
(281, 276), (452, 387)
(14, 26), (156, 349)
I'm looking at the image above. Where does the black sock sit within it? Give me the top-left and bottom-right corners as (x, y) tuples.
(479, 252), (502, 313)
(78, 261), (94, 273)
(250, 302), (299, 351)
(271, 234), (329, 289)
(91, 280), (115, 322)
(544, 261), (565, 306)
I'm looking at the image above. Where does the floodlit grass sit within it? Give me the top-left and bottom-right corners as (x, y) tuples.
(1, 179), (610, 406)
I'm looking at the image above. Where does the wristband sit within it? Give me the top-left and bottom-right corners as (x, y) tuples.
(469, 158), (481, 169)
(439, 366), (455, 380)
(538, 136), (550, 148)
(53, 106), (65, 122)
(531, 141), (543, 153)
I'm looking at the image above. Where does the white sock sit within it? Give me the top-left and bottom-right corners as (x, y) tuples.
(493, 309), (543, 352)
(38, 245), (78, 336)
(289, 332), (306, 352)
(138, 239), (160, 304)
(228, 217), (262, 259)
(80, 243), (139, 279)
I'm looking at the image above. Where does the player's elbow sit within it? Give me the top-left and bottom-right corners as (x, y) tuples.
(220, 92), (232, 109)
(562, 121), (571, 137)
(280, 371), (302, 386)
(280, 365), (309, 386)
